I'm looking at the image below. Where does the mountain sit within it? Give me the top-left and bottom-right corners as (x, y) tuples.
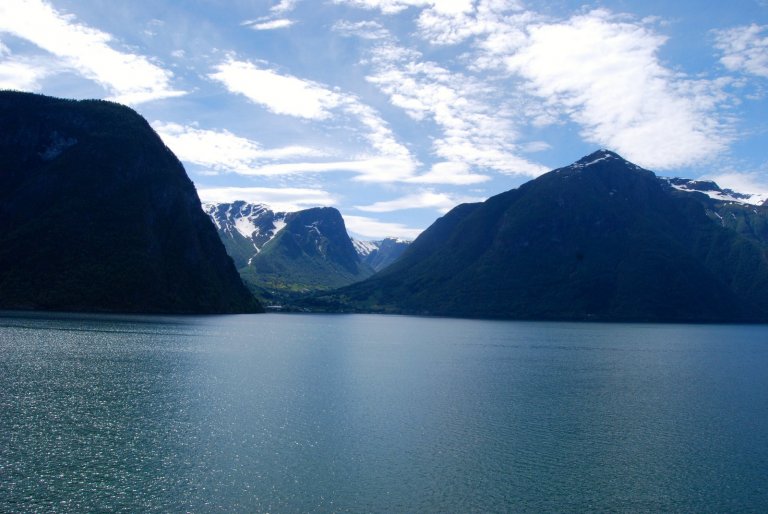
(204, 202), (375, 300)
(663, 177), (768, 206)
(661, 177), (768, 246)
(204, 201), (411, 275)
(304, 150), (768, 322)
(0, 91), (261, 314)
(352, 237), (412, 272)
(203, 201), (288, 269)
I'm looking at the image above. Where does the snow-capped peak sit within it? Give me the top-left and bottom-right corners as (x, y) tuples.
(571, 149), (621, 169)
(663, 177), (768, 206)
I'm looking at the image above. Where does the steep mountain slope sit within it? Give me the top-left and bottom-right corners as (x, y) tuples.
(663, 177), (768, 246)
(664, 177), (768, 206)
(352, 237), (412, 272)
(306, 151), (768, 322)
(203, 202), (287, 269)
(204, 202), (409, 276)
(0, 91), (261, 314)
(204, 203), (375, 300)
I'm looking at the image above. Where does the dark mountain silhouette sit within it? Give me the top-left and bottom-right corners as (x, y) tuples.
(304, 151), (768, 322)
(0, 91), (261, 314)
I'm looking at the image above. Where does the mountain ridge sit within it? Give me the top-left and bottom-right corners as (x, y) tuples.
(301, 150), (768, 322)
(0, 91), (261, 314)
(204, 202), (412, 301)
(203, 200), (409, 302)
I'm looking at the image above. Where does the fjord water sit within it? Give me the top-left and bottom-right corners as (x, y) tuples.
(1, 313), (767, 512)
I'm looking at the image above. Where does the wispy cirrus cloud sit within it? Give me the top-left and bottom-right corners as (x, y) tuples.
(355, 190), (483, 213)
(246, 19), (295, 31)
(406, 162), (490, 185)
(271, 0), (300, 14)
(210, 58), (342, 119)
(332, 20), (390, 40)
(210, 52), (503, 185)
(152, 121), (325, 174)
(0, 0), (184, 104)
(414, 0), (529, 46)
(340, 27), (547, 178)
(196, 186), (335, 213)
(500, 10), (731, 169)
(405, 2), (733, 170)
(236, 157), (416, 182)
(333, 0), (473, 15)
(343, 214), (423, 239)
(209, 56), (419, 182)
(154, 120), (416, 183)
(340, 1), (735, 170)
(0, 43), (55, 90)
(714, 24), (768, 78)
(242, 0), (300, 30)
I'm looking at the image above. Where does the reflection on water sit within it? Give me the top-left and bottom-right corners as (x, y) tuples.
(1, 311), (767, 511)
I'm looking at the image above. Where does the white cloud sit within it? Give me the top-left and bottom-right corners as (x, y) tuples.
(343, 214), (423, 239)
(355, 190), (482, 213)
(704, 171), (768, 197)
(241, 157), (416, 182)
(152, 121), (325, 174)
(154, 114), (416, 183)
(364, 40), (547, 177)
(335, 5), (547, 178)
(210, 57), (418, 181)
(521, 141), (551, 153)
(210, 58), (342, 119)
(0, 0), (185, 104)
(247, 19), (295, 30)
(332, 20), (390, 40)
(197, 186), (336, 213)
(406, 161), (490, 184)
(714, 24), (768, 78)
(0, 50), (54, 91)
(341, 99), (418, 173)
(271, 0), (299, 14)
(333, 0), (431, 14)
(335, 0), (474, 15)
(375, 2), (733, 170)
(242, 1), (298, 31)
(416, 0), (528, 45)
(499, 10), (730, 169)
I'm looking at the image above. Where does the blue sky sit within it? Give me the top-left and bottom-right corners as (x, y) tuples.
(1, 0), (767, 239)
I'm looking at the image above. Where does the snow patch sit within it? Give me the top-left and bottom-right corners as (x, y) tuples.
(708, 210), (725, 226)
(266, 216), (286, 245)
(580, 155), (611, 168)
(572, 150), (617, 169)
(234, 217), (259, 239)
(352, 239), (379, 257)
(305, 221), (322, 237)
(202, 203), (223, 230)
(666, 179), (768, 206)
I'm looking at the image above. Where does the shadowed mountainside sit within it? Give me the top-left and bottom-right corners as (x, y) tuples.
(302, 151), (768, 322)
(0, 91), (261, 314)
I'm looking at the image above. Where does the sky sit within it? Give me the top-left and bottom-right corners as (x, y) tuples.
(1, 0), (767, 240)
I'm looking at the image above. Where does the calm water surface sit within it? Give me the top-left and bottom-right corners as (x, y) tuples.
(1, 311), (767, 512)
